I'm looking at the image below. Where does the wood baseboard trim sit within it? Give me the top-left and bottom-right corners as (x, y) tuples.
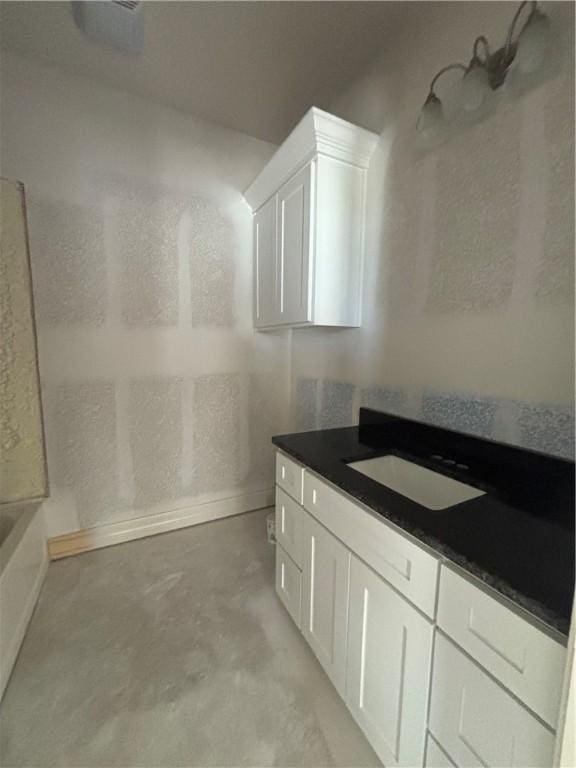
(47, 488), (275, 560)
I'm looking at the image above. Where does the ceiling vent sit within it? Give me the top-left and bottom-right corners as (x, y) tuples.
(72, 1), (144, 54)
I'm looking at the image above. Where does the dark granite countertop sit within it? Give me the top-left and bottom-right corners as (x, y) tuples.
(272, 408), (575, 636)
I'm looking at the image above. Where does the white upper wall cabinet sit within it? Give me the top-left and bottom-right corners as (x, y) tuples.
(277, 163), (312, 325)
(245, 107), (379, 330)
(253, 195), (277, 328)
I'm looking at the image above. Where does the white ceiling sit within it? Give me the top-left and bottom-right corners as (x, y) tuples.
(0, 1), (416, 144)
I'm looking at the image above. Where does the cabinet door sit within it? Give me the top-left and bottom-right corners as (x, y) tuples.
(301, 511), (350, 695)
(277, 162), (313, 325)
(429, 633), (556, 768)
(346, 555), (434, 768)
(425, 735), (457, 768)
(253, 195), (277, 328)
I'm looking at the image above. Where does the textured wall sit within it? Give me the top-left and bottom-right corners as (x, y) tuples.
(0, 179), (48, 501)
(291, 1), (575, 460)
(1, 1), (573, 538)
(0, 53), (290, 536)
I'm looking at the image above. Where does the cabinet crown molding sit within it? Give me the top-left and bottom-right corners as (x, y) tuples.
(244, 106), (379, 211)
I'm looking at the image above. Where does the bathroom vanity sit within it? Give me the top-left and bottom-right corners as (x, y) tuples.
(272, 409), (574, 768)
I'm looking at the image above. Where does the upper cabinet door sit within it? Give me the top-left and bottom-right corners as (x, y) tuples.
(346, 555), (434, 768)
(277, 162), (313, 325)
(246, 108), (378, 330)
(253, 195), (277, 328)
(301, 511), (350, 696)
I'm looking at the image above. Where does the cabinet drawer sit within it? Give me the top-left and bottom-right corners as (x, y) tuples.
(303, 471), (439, 617)
(275, 487), (304, 567)
(430, 633), (555, 768)
(276, 452), (304, 504)
(275, 545), (301, 628)
(425, 734), (456, 768)
(438, 565), (566, 728)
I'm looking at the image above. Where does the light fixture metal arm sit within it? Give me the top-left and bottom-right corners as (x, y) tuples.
(428, 62), (467, 94)
(473, 35), (491, 62)
(505, 0), (538, 56)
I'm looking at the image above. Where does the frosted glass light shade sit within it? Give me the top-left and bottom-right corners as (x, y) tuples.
(417, 93), (443, 138)
(515, 10), (551, 74)
(460, 62), (491, 113)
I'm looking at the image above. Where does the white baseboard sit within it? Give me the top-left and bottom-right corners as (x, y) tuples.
(48, 488), (275, 560)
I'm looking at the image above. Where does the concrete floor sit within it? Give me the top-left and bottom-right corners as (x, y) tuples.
(0, 509), (379, 767)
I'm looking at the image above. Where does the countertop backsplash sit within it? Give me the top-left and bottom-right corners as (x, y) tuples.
(294, 377), (575, 462)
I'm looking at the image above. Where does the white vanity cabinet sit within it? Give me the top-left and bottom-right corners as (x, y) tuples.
(272, 451), (568, 768)
(275, 487), (304, 567)
(274, 455), (306, 628)
(428, 565), (565, 768)
(301, 511), (350, 696)
(275, 543), (302, 628)
(347, 555), (434, 767)
(425, 734), (457, 768)
(302, 466), (440, 617)
(437, 565), (567, 729)
(298, 508), (434, 767)
(275, 451), (304, 504)
(275, 453), (437, 767)
(245, 107), (378, 330)
(429, 633), (556, 768)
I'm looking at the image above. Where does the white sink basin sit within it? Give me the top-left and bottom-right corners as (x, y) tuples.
(347, 455), (485, 510)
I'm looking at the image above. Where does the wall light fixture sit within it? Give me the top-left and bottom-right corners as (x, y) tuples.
(417, 1), (553, 140)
